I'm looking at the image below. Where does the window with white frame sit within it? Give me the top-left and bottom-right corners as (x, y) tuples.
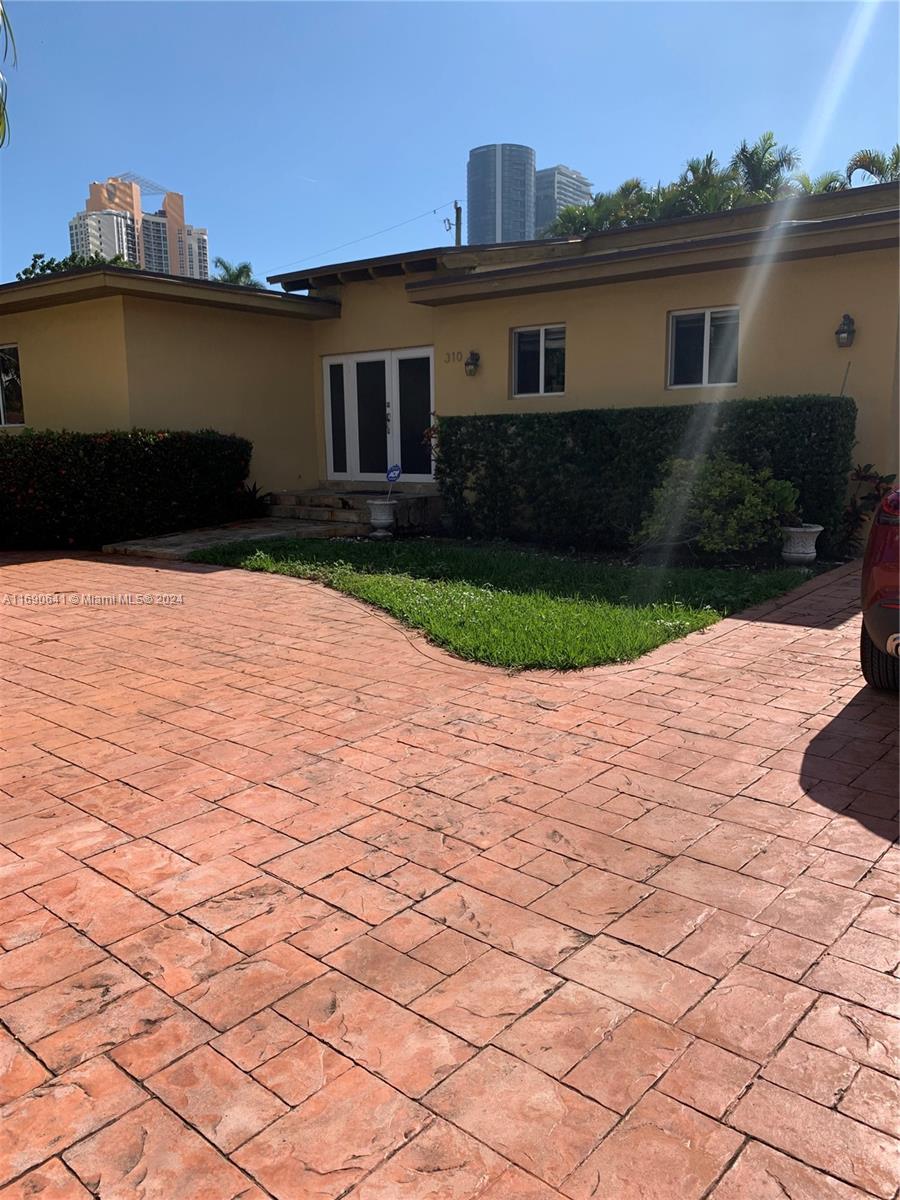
(668, 308), (739, 387)
(513, 325), (565, 396)
(0, 346), (24, 425)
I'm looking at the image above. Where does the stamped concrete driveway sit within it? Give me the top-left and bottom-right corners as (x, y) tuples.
(0, 553), (896, 1200)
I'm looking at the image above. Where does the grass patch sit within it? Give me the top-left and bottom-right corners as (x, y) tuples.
(190, 537), (806, 670)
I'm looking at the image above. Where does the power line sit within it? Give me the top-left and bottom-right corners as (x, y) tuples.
(265, 201), (457, 275)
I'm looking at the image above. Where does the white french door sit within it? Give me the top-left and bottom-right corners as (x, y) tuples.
(323, 347), (434, 483)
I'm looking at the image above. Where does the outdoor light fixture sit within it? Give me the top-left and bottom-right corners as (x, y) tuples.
(464, 351), (481, 377)
(835, 314), (856, 348)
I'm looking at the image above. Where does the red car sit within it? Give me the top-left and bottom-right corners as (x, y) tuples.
(860, 488), (900, 689)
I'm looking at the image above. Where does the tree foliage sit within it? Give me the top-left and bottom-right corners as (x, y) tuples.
(16, 251), (137, 280)
(213, 257), (264, 288)
(846, 145), (900, 185)
(545, 132), (895, 238)
(0, 2), (14, 149)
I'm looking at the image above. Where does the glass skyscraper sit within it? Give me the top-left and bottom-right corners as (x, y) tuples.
(467, 144), (536, 244)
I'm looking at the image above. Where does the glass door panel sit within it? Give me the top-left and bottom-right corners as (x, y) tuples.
(328, 362), (348, 474)
(396, 355), (432, 477)
(355, 359), (388, 475)
(324, 348), (433, 481)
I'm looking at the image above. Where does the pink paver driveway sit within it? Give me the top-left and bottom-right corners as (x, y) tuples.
(0, 553), (896, 1200)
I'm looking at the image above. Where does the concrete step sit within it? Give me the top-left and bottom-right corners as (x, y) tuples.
(266, 509), (370, 535)
(268, 490), (374, 513)
(266, 504), (371, 528)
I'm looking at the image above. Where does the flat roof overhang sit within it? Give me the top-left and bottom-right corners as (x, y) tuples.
(267, 184), (899, 296)
(404, 209), (900, 305)
(0, 267), (341, 320)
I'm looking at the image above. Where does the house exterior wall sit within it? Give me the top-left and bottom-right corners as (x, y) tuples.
(308, 278), (438, 482)
(120, 297), (317, 491)
(423, 247), (897, 474)
(0, 297), (131, 432)
(0, 232), (895, 501)
(303, 245), (897, 480)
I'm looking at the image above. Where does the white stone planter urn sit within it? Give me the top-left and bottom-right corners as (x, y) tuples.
(780, 523), (823, 565)
(367, 498), (398, 539)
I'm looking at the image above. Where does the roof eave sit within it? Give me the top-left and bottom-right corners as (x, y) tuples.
(0, 268), (341, 320)
(405, 209), (899, 306)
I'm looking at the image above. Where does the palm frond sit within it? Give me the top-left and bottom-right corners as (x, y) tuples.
(846, 148), (889, 184)
(0, 2), (14, 149)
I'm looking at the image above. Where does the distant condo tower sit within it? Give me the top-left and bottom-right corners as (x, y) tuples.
(466, 147), (592, 243)
(467, 144), (536, 244)
(68, 174), (210, 279)
(535, 165), (593, 234)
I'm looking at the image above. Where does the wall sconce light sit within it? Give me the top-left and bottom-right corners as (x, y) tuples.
(464, 350), (480, 377)
(835, 314), (856, 348)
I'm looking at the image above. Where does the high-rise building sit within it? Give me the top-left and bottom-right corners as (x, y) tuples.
(140, 212), (170, 274)
(177, 225), (210, 281)
(535, 165), (593, 234)
(467, 144), (536, 244)
(68, 209), (137, 262)
(69, 176), (210, 278)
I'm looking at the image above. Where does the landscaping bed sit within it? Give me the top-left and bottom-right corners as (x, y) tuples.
(190, 537), (805, 670)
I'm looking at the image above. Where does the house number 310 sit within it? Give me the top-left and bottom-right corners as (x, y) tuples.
(443, 351), (464, 363)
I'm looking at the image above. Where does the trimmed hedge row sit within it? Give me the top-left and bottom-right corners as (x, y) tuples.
(435, 395), (857, 551)
(0, 429), (252, 548)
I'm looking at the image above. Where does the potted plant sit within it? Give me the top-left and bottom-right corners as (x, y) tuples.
(367, 465), (401, 539)
(780, 509), (823, 565)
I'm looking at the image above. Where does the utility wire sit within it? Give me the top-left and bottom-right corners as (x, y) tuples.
(265, 201), (457, 275)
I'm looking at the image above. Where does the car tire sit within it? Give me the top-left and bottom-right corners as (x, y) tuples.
(860, 624), (900, 690)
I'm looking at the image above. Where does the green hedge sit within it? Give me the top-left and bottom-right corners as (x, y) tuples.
(436, 395), (856, 550)
(0, 429), (252, 548)
(715, 395), (857, 552)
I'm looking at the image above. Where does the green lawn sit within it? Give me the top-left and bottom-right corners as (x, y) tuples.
(190, 537), (805, 670)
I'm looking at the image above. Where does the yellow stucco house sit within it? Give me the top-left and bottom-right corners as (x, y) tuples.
(1, 183), (897, 495)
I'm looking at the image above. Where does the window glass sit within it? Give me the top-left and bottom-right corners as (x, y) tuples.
(328, 362), (347, 473)
(708, 310), (739, 384)
(0, 347), (23, 425)
(397, 356), (432, 476)
(670, 314), (705, 386)
(514, 329), (541, 395)
(543, 326), (566, 394)
(356, 360), (388, 474)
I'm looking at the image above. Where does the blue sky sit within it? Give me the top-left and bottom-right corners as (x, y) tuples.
(1, 2), (897, 283)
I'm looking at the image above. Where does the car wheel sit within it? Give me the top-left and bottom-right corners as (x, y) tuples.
(860, 624), (900, 690)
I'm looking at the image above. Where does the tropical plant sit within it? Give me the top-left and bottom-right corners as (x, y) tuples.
(731, 131), (800, 201)
(635, 454), (799, 556)
(837, 463), (898, 554)
(0, 2), (15, 148)
(16, 251), (137, 280)
(846, 145), (900, 185)
(213, 257), (263, 288)
(675, 153), (742, 214)
(791, 170), (847, 195)
(545, 131), (885, 238)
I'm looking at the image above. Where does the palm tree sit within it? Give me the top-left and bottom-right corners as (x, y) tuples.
(731, 131), (800, 201)
(846, 145), (900, 185)
(213, 257), (263, 288)
(545, 178), (653, 237)
(0, 2), (16, 148)
(675, 152), (741, 214)
(791, 170), (847, 194)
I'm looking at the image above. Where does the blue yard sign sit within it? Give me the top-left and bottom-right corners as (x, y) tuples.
(387, 465), (402, 482)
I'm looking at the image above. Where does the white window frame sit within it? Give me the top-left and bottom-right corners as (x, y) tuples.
(0, 344), (24, 427)
(667, 307), (740, 389)
(323, 346), (435, 483)
(512, 324), (566, 398)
